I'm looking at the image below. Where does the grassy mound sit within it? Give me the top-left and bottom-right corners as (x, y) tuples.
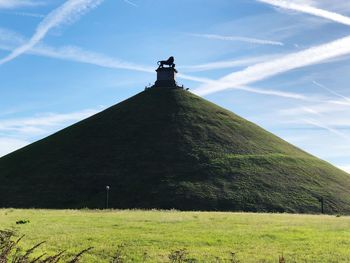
(0, 88), (349, 213)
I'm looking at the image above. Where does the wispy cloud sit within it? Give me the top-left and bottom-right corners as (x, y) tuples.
(278, 96), (350, 145)
(280, 99), (350, 119)
(0, 137), (30, 157)
(237, 86), (307, 99)
(0, 108), (102, 157)
(178, 72), (307, 99)
(302, 118), (350, 141)
(258, 0), (350, 26)
(0, 0), (44, 9)
(0, 11), (45, 18)
(0, 28), (25, 46)
(338, 165), (350, 173)
(0, 29), (276, 78)
(180, 71), (306, 99)
(191, 33), (284, 46)
(179, 55), (280, 72)
(313, 81), (350, 102)
(0, 0), (104, 65)
(0, 27), (320, 102)
(32, 44), (154, 73)
(195, 35), (350, 95)
(0, 29), (309, 101)
(0, 26), (153, 73)
(193, 1), (350, 95)
(122, 0), (137, 7)
(0, 109), (101, 136)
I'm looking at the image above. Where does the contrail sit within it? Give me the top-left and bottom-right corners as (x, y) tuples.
(36, 46), (309, 100)
(303, 118), (350, 141)
(179, 55), (279, 72)
(0, 0), (44, 9)
(191, 33), (284, 46)
(195, 35), (350, 96)
(258, 0), (350, 26)
(1, 43), (306, 100)
(0, 0), (104, 65)
(33, 44), (154, 73)
(235, 86), (306, 100)
(0, 11), (45, 18)
(0, 27), (313, 101)
(122, 0), (137, 7)
(313, 81), (350, 102)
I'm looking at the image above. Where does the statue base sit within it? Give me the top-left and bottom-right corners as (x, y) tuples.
(153, 67), (178, 88)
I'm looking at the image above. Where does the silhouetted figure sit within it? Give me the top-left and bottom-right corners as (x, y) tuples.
(157, 56), (175, 68)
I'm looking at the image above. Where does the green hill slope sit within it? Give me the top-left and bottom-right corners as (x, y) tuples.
(0, 88), (349, 213)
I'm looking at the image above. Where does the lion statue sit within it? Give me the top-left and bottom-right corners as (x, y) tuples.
(157, 56), (175, 68)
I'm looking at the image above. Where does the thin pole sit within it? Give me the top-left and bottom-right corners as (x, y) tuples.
(318, 197), (324, 214)
(106, 186), (110, 209)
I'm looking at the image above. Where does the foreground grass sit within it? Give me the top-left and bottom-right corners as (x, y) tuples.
(1, 209), (350, 262)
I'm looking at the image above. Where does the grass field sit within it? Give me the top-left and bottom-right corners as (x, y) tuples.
(1, 210), (350, 262)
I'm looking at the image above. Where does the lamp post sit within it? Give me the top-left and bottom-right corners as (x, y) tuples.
(105, 185), (110, 209)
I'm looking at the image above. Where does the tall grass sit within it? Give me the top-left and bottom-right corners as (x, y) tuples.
(0, 230), (91, 263)
(1, 229), (288, 262)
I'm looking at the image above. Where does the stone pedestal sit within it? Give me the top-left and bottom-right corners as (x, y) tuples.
(154, 67), (178, 88)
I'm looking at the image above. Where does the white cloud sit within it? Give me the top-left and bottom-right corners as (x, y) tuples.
(177, 73), (307, 99)
(32, 44), (154, 73)
(0, 108), (103, 157)
(1, 11), (45, 18)
(0, 0), (44, 9)
(194, 35), (350, 95)
(0, 137), (30, 157)
(179, 55), (280, 72)
(236, 86), (307, 99)
(190, 33), (284, 46)
(313, 81), (350, 102)
(279, 99), (350, 123)
(0, 109), (101, 136)
(258, 0), (350, 26)
(279, 130), (350, 169)
(302, 118), (350, 141)
(0, 27), (320, 101)
(276, 100), (350, 153)
(0, 28), (25, 45)
(122, 0), (137, 7)
(0, 0), (104, 65)
(280, 99), (350, 117)
(0, 27), (153, 73)
(192, 1), (350, 96)
(1, 31), (311, 101)
(338, 165), (350, 174)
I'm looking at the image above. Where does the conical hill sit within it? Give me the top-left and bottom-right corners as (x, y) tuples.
(1, 88), (349, 213)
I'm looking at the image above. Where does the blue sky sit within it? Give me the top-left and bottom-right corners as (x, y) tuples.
(0, 0), (350, 173)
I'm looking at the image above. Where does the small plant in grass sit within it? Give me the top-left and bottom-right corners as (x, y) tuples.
(228, 251), (239, 263)
(111, 243), (126, 263)
(15, 220), (30, 225)
(279, 253), (286, 263)
(168, 248), (197, 263)
(142, 251), (149, 262)
(0, 230), (92, 263)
